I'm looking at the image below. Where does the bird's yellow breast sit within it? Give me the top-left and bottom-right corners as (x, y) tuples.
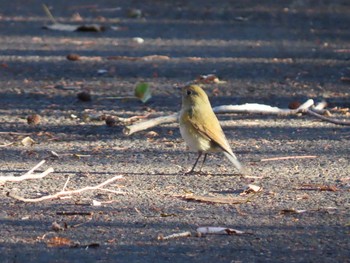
(179, 110), (212, 152)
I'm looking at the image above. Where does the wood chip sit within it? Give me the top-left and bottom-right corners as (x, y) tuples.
(179, 194), (248, 205)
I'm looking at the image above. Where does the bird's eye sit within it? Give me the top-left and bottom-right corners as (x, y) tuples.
(186, 90), (192, 95)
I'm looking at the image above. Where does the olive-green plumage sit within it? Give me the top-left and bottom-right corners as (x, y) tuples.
(179, 85), (243, 173)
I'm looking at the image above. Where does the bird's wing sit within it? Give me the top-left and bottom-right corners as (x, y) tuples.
(188, 108), (234, 156)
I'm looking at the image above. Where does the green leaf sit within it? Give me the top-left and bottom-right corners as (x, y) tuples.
(134, 82), (152, 103)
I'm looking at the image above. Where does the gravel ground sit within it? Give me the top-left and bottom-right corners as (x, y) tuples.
(0, 1), (349, 262)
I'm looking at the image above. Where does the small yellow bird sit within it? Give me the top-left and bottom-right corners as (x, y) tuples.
(179, 85), (243, 174)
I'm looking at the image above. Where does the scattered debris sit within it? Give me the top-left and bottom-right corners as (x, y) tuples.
(280, 209), (307, 214)
(241, 184), (262, 195)
(46, 236), (78, 248)
(27, 114), (41, 125)
(77, 91), (92, 102)
(51, 221), (67, 232)
(197, 227), (246, 235)
(0, 142), (14, 147)
(42, 4), (106, 32)
(0, 160), (53, 184)
(92, 200), (102, 206)
(7, 174), (124, 202)
(97, 69), (108, 75)
(195, 74), (226, 84)
(107, 55), (170, 61)
(125, 98), (350, 135)
(105, 116), (117, 127)
(260, 155), (317, 162)
(56, 211), (93, 216)
(21, 136), (36, 147)
(288, 101), (301, 109)
(127, 8), (142, 18)
(295, 184), (338, 192)
(145, 131), (159, 138)
(157, 231), (191, 240)
(179, 194), (249, 205)
(132, 37), (144, 44)
(66, 53), (81, 61)
(340, 76), (350, 82)
(134, 82), (152, 103)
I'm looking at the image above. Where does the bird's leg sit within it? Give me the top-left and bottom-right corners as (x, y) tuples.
(198, 153), (208, 172)
(185, 151), (202, 174)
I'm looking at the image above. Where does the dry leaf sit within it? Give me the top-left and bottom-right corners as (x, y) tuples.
(160, 213), (177, 217)
(21, 136), (35, 147)
(241, 184), (262, 195)
(280, 209), (307, 214)
(145, 131), (159, 138)
(195, 74), (226, 84)
(46, 236), (78, 247)
(134, 82), (152, 103)
(340, 77), (350, 82)
(141, 55), (170, 61)
(197, 226), (245, 235)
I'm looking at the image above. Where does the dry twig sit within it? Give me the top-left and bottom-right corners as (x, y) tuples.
(0, 160), (53, 184)
(124, 99), (350, 135)
(157, 231), (192, 240)
(7, 175), (124, 202)
(260, 155), (317, 162)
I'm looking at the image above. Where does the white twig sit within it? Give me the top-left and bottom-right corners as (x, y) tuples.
(62, 176), (70, 191)
(213, 99), (314, 115)
(158, 231), (192, 240)
(7, 175), (124, 202)
(260, 155), (317, 162)
(0, 142), (14, 147)
(0, 160), (54, 184)
(124, 113), (178, 135)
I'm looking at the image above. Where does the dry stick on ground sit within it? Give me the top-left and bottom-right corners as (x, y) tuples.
(0, 160), (54, 184)
(124, 99), (313, 135)
(7, 175), (124, 203)
(305, 109), (350, 126)
(260, 155), (317, 162)
(124, 99), (350, 135)
(0, 132), (32, 135)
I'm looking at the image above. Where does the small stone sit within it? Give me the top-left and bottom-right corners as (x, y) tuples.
(77, 91), (91, 102)
(27, 114), (41, 125)
(127, 8), (142, 18)
(105, 116), (117, 127)
(66, 53), (80, 61)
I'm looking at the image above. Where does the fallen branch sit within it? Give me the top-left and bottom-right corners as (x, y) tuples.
(305, 109), (350, 126)
(0, 142), (14, 147)
(178, 194), (249, 205)
(157, 231), (192, 240)
(260, 155), (317, 162)
(7, 175), (124, 202)
(56, 211), (93, 216)
(212, 99), (314, 115)
(0, 160), (54, 184)
(0, 132), (32, 135)
(124, 113), (178, 135)
(124, 99), (350, 135)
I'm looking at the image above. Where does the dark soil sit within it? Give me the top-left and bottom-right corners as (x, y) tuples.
(0, 1), (349, 262)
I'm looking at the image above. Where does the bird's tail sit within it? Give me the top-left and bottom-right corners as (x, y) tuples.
(223, 151), (244, 173)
